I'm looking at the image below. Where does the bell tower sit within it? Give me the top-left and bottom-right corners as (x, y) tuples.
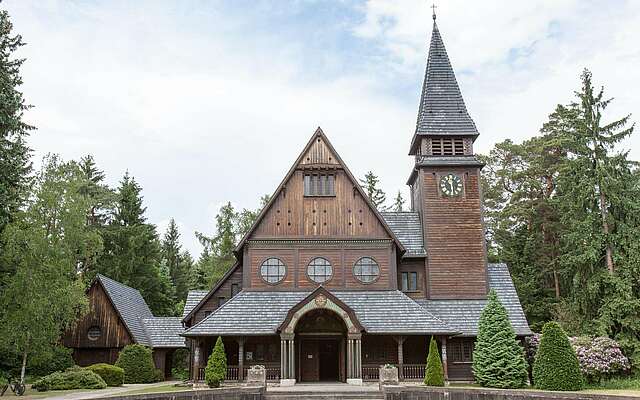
(408, 12), (488, 299)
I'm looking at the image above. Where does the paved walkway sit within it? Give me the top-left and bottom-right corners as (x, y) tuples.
(267, 382), (380, 392)
(33, 381), (181, 400)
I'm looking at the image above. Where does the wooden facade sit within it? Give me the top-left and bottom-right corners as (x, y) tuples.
(63, 283), (133, 365)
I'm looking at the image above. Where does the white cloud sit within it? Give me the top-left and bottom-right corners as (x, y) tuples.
(4, 0), (639, 257)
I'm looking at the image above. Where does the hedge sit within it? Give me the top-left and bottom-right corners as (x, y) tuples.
(115, 344), (157, 384)
(527, 334), (630, 383)
(85, 363), (124, 387)
(424, 336), (444, 386)
(32, 367), (107, 391)
(532, 322), (583, 391)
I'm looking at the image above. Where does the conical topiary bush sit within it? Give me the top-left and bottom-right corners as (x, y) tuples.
(532, 322), (583, 391)
(424, 336), (444, 386)
(472, 289), (529, 388)
(205, 336), (227, 388)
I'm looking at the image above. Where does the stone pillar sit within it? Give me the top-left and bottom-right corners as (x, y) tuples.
(394, 336), (406, 381)
(280, 334), (295, 386)
(237, 337), (245, 382)
(193, 340), (203, 381)
(347, 333), (362, 385)
(441, 336), (449, 382)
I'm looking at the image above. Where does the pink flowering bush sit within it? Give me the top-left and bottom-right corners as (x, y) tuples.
(526, 334), (630, 383)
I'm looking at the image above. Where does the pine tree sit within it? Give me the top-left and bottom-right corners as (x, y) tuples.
(161, 219), (190, 302)
(472, 290), (528, 388)
(532, 322), (583, 391)
(97, 173), (175, 315)
(0, 9), (34, 237)
(424, 336), (444, 386)
(392, 191), (405, 212)
(205, 336), (227, 388)
(360, 171), (387, 210)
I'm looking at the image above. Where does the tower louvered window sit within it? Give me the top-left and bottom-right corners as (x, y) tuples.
(431, 137), (465, 156)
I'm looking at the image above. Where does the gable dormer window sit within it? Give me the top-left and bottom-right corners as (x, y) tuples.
(304, 174), (335, 197)
(431, 137), (464, 156)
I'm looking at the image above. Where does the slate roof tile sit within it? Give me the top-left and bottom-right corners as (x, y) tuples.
(380, 212), (426, 256)
(141, 317), (186, 348)
(182, 290), (208, 320)
(183, 290), (456, 336)
(97, 274), (153, 345)
(414, 21), (479, 138)
(416, 263), (531, 336)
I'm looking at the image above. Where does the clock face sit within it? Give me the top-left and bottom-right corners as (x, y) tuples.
(439, 174), (463, 197)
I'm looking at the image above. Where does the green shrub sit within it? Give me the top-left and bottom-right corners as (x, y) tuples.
(424, 336), (444, 386)
(32, 369), (107, 391)
(115, 344), (156, 384)
(205, 337), (227, 388)
(472, 290), (529, 388)
(85, 363), (124, 387)
(154, 369), (164, 382)
(171, 348), (189, 381)
(533, 321), (584, 391)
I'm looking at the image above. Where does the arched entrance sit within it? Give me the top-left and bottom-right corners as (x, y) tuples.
(278, 287), (365, 384)
(295, 308), (346, 382)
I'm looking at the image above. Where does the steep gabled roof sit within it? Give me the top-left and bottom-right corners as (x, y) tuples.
(181, 262), (241, 323)
(96, 274), (153, 345)
(182, 290), (208, 320)
(410, 18), (479, 154)
(234, 127), (405, 254)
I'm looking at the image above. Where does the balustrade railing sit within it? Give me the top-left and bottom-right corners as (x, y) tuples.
(197, 366), (281, 382)
(402, 364), (426, 381)
(362, 365), (380, 381)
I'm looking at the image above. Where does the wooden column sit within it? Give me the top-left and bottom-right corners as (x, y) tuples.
(192, 339), (203, 381)
(280, 333), (295, 383)
(237, 337), (245, 381)
(347, 333), (362, 382)
(441, 336), (449, 382)
(394, 336), (406, 381)
(280, 338), (287, 379)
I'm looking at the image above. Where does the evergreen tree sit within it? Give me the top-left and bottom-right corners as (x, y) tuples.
(392, 191), (405, 212)
(472, 290), (528, 388)
(161, 219), (190, 302)
(532, 322), (583, 391)
(76, 155), (114, 278)
(0, 156), (90, 383)
(96, 173), (175, 315)
(0, 9), (34, 237)
(424, 336), (444, 386)
(205, 337), (227, 388)
(360, 171), (387, 210)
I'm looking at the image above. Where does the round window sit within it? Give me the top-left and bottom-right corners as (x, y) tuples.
(353, 257), (380, 283)
(260, 258), (286, 284)
(87, 326), (101, 341)
(307, 257), (333, 283)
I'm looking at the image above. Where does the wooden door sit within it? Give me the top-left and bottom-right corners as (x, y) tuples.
(300, 339), (319, 381)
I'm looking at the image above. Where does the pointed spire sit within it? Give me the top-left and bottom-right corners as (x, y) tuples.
(410, 12), (479, 154)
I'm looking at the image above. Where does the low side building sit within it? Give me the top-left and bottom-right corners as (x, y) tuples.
(63, 274), (185, 379)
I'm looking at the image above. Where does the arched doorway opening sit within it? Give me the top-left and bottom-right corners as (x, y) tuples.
(295, 308), (347, 382)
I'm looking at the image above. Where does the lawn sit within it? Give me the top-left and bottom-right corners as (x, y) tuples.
(112, 384), (193, 396)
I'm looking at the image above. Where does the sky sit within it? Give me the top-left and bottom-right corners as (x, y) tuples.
(5, 0), (640, 256)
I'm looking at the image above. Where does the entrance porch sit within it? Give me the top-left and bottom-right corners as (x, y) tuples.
(191, 332), (451, 384)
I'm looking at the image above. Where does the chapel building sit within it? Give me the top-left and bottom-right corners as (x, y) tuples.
(180, 14), (531, 384)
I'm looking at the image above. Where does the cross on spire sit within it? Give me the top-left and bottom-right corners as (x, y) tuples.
(430, 3), (437, 20)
